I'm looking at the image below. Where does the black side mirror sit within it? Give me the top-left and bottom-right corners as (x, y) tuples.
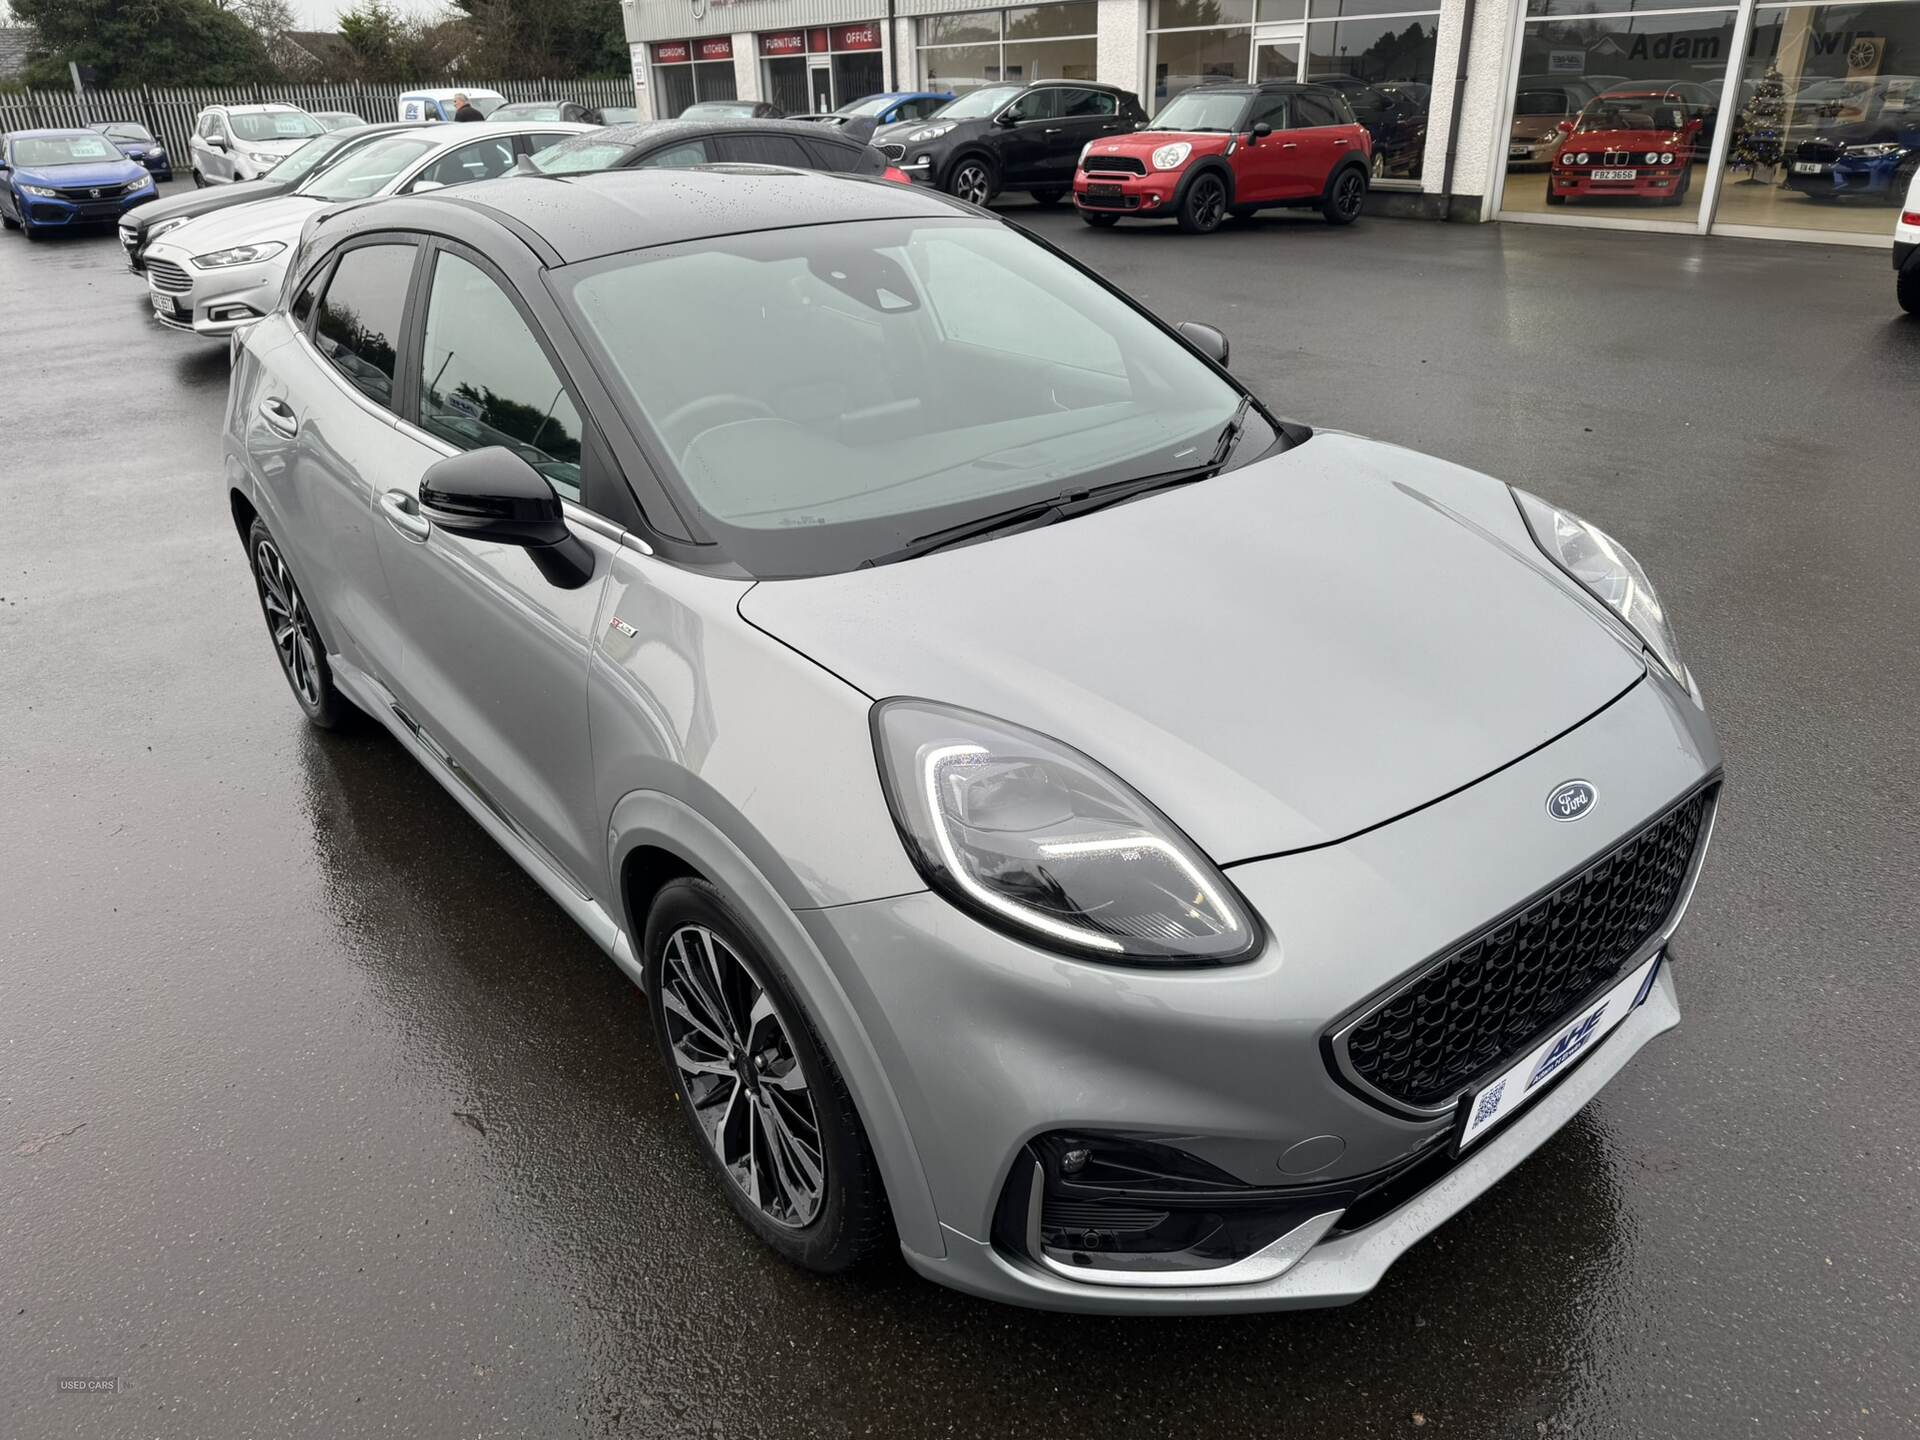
(1251, 122), (1273, 143)
(418, 446), (594, 588)
(996, 111), (1020, 126)
(1175, 320), (1229, 367)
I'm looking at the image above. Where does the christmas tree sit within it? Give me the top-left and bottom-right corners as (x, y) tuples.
(1730, 66), (1787, 178)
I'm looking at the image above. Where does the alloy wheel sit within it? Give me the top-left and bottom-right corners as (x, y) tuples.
(252, 537), (322, 710)
(952, 161), (991, 206)
(1371, 151), (1386, 179)
(1336, 170), (1365, 219)
(660, 924), (827, 1229)
(1190, 175), (1226, 230)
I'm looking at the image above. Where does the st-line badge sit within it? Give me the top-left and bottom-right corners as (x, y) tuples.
(1546, 779), (1597, 821)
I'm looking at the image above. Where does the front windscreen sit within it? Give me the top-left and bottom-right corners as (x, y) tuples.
(496, 104), (563, 120)
(268, 134), (346, 181)
(230, 111), (326, 142)
(300, 136), (436, 199)
(931, 86), (1019, 120)
(102, 123), (154, 141)
(562, 217), (1261, 577)
(1147, 92), (1248, 132)
(1576, 97), (1686, 132)
(11, 135), (123, 166)
(836, 95), (898, 117)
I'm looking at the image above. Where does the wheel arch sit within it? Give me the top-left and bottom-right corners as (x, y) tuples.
(607, 787), (943, 1257)
(942, 146), (998, 192)
(1323, 156), (1370, 202)
(1174, 158), (1237, 210)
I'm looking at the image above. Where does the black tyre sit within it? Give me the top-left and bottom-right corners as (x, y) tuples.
(644, 878), (892, 1273)
(22, 222), (42, 241)
(1663, 165), (1694, 206)
(245, 516), (353, 729)
(945, 156), (995, 207)
(1177, 171), (1228, 234)
(1322, 164), (1367, 225)
(1899, 260), (1920, 317)
(1546, 185), (1566, 206)
(1080, 209), (1119, 227)
(1, 213), (17, 231)
(191, 169), (205, 188)
(1029, 188), (1065, 207)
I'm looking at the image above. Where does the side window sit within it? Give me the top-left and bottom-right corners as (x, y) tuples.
(635, 139), (711, 167)
(524, 131), (575, 154)
(291, 264), (325, 330)
(1294, 92), (1344, 128)
(312, 243), (415, 409)
(1061, 89), (1117, 118)
(1249, 94), (1291, 130)
(410, 136), (516, 190)
(1002, 88), (1059, 123)
(713, 133), (814, 167)
(418, 252), (585, 504)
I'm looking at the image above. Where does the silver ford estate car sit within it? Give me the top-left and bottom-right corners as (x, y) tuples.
(223, 168), (1720, 1313)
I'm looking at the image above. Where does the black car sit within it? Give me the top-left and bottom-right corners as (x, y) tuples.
(531, 118), (892, 179)
(116, 120), (418, 272)
(872, 80), (1145, 206)
(1344, 84), (1428, 179)
(91, 121), (174, 180)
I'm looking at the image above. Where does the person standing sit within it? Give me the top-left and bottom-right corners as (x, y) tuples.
(452, 93), (484, 122)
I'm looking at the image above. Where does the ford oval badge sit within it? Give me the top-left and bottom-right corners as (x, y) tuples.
(1546, 780), (1597, 822)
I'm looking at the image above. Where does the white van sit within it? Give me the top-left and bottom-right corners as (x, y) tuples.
(396, 88), (505, 122)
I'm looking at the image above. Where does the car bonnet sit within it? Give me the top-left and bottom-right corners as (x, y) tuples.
(738, 431), (1647, 864)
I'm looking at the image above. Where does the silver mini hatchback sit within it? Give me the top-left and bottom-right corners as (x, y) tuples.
(224, 169), (1719, 1313)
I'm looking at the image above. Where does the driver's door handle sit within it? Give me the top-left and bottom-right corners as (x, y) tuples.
(1043, 126), (1062, 133)
(257, 396), (299, 438)
(1281, 142), (1299, 149)
(380, 489), (431, 542)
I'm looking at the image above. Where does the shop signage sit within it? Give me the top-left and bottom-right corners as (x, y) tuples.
(831, 23), (882, 51)
(696, 36), (735, 60)
(760, 29), (807, 56)
(653, 40), (691, 63)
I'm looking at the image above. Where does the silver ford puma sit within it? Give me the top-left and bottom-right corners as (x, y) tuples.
(224, 168), (1719, 1313)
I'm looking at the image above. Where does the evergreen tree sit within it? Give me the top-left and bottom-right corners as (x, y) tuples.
(12, 0), (271, 87)
(1730, 65), (1787, 176)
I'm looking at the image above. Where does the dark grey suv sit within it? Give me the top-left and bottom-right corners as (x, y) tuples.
(874, 80), (1145, 205)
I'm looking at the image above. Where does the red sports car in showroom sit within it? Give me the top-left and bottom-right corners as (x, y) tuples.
(1548, 88), (1706, 206)
(1074, 81), (1371, 234)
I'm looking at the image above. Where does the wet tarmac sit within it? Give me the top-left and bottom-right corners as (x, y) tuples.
(3, 192), (1916, 1439)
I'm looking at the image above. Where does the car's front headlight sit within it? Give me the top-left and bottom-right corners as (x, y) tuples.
(904, 123), (955, 143)
(1078, 140), (1093, 166)
(191, 240), (286, 269)
(245, 150), (281, 167)
(1151, 142), (1193, 171)
(21, 183), (59, 197)
(148, 216), (190, 242)
(1846, 142), (1903, 159)
(872, 699), (1259, 965)
(1515, 489), (1685, 683)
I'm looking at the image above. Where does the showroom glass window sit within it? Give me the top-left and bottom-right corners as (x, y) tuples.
(761, 25), (887, 114)
(1145, 0), (1442, 182)
(1500, 0), (1739, 225)
(916, 3), (1099, 93)
(652, 39), (739, 117)
(1715, 1), (1920, 240)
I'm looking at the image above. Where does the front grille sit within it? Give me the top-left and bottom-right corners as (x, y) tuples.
(1079, 193), (1142, 210)
(1795, 141), (1840, 165)
(1599, 150), (1634, 167)
(881, 142), (905, 162)
(1041, 1199), (1170, 1237)
(55, 180), (143, 199)
(147, 259), (192, 294)
(1338, 786), (1713, 1111)
(1084, 155), (1146, 176)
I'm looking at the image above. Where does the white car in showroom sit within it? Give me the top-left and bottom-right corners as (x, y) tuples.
(146, 122), (592, 338)
(1897, 162), (1919, 315)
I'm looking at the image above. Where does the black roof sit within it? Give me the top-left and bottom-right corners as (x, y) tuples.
(1018, 79), (1131, 91)
(545, 117), (870, 154)
(407, 166), (966, 265)
(1182, 79), (1329, 95)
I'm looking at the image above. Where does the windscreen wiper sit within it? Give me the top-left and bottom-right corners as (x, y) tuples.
(862, 499), (1062, 567)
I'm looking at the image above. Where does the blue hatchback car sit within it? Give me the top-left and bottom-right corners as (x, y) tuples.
(91, 121), (176, 181)
(0, 129), (158, 239)
(823, 91), (955, 128)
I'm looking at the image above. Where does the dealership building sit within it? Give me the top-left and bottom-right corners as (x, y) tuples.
(622, 0), (1915, 249)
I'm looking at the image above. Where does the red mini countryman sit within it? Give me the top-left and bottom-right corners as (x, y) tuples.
(1074, 81), (1372, 234)
(1548, 88), (1708, 206)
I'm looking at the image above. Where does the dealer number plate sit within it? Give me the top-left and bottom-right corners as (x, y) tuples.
(1455, 951), (1663, 1152)
(1792, 161), (1826, 174)
(1509, 145), (1531, 157)
(1086, 183), (1123, 197)
(150, 291), (178, 318)
(1591, 168), (1637, 181)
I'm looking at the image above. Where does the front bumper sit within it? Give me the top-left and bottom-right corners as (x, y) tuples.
(143, 243), (282, 338)
(1506, 138), (1561, 168)
(1551, 164), (1690, 201)
(19, 186), (156, 229)
(801, 669), (1718, 1311)
(1074, 169), (1179, 216)
(1782, 159), (1898, 199)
